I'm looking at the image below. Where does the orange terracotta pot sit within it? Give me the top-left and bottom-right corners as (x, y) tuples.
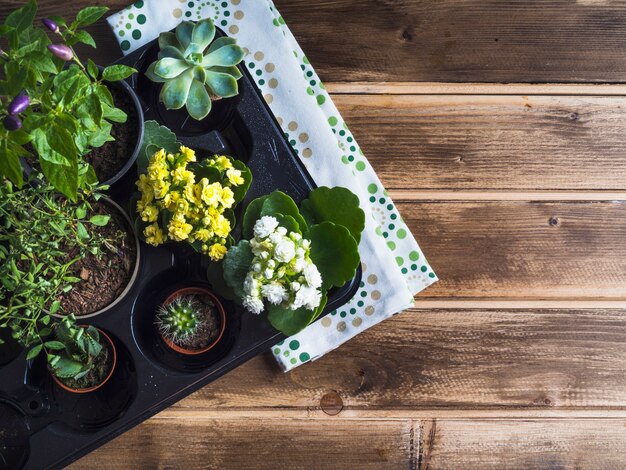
(50, 327), (117, 394)
(159, 287), (226, 355)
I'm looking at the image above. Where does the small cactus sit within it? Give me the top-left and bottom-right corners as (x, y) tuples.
(156, 295), (205, 347)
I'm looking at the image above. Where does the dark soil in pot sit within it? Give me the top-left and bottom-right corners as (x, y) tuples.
(85, 85), (139, 183)
(56, 201), (137, 316)
(54, 335), (113, 391)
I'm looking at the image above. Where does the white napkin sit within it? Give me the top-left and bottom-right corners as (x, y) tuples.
(107, 0), (437, 371)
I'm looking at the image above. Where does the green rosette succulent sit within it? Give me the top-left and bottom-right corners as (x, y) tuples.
(145, 19), (245, 121)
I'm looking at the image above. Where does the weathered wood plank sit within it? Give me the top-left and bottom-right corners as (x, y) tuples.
(169, 309), (626, 411)
(419, 419), (626, 469)
(276, 0), (626, 83)
(69, 418), (415, 469)
(334, 94), (626, 191)
(7, 0), (626, 83)
(398, 201), (626, 298)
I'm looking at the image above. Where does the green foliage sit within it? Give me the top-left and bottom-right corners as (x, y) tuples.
(300, 186), (365, 244)
(219, 187), (365, 336)
(137, 120), (181, 173)
(156, 295), (204, 347)
(0, 1), (137, 199)
(0, 178), (118, 351)
(47, 314), (105, 382)
(266, 292), (327, 336)
(146, 19), (244, 120)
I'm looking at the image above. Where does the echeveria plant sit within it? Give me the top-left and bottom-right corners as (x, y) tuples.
(145, 19), (244, 120)
(0, 0), (136, 199)
(211, 187), (365, 335)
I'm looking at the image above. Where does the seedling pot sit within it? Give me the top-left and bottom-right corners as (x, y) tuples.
(158, 287), (227, 355)
(49, 197), (141, 320)
(49, 327), (117, 394)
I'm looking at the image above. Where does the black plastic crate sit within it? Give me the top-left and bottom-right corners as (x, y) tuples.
(0, 29), (361, 469)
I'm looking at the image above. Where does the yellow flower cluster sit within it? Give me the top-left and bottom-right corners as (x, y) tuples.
(136, 146), (245, 261)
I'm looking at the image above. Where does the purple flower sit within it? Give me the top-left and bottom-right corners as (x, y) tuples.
(47, 44), (73, 61)
(42, 18), (59, 33)
(3, 115), (22, 131)
(7, 93), (29, 115)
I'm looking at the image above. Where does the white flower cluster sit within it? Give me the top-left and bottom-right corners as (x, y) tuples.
(243, 216), (323, 314)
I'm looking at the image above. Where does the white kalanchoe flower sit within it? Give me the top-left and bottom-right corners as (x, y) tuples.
(241, 216), (324, 316)
(303, 264), (323, 289)
(243, 295), (264, 314)
(253, 216), (279, 238)
(261, 282), (288, 305)
(274, 238), (296, 263)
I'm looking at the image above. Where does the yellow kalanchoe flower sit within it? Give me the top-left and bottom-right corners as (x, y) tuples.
(180, 145), (196, 163)
(168, 213), (193, 241)
(144, 223), (166, 246)
(140, 204), (159, 223)
(226, 168), (244, 186)
(207, 243), (228, 261)
(220, 186), (235, 208)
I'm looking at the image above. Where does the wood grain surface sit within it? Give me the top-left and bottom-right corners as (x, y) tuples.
(3, 0), (626, 467)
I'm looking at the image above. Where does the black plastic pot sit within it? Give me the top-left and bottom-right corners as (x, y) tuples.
(1, 27), (362, 470)
(97, 76), (145, 188)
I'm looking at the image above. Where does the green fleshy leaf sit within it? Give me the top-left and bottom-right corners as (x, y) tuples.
(185, 80), (212, 120)
(158, 31), (181, 50)
(267, 292), (327, 336)
(223, 240), (253, 299)
(309, 222), (360, 290)
(210, 65), (242, 80)
(145, 61), (167, 83)
(158, 45), (185, 60)
(74, 6), (109, 28)
(192, 65), (206, 83)
(231, 159), (252, 204)
(202, 44), (245, 67)
(260, 191), (308, 234)
(206, 261), (238, 302)
(275, 214), (300, 234)
(242, 195), (268, 240)
(299, 186), (365, 243)
(184, 42), (205, 57)
(155, 58), (188, 79)
(191, 18), (216, 50)
(138, 121), (181, 173)
(207, 37), (236, 54)
(160, 69), (194, 110)
(205, 71), (238, 98)
(175, 21), (195, 50)
(102, 64), (136, 81)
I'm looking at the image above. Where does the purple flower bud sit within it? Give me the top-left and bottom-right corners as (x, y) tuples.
(47, 44), (73, 61)
(42, 18), (59, 33)
(3, 115), (22, 131)
(7, 93), (29, 115)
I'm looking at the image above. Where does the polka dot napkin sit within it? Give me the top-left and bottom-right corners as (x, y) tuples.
(107, 0), (437, 371)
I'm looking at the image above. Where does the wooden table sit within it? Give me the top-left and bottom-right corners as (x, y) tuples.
(6, 0), (626, 467)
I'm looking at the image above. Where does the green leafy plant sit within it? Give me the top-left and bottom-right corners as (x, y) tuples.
(0, 177), (117, 354)
(0, 0), (137, 199)
(210, 187), (365, 335)
(47, 314), (110, 389)
(156, 295), (203, 347)
(145, 18), (244, 120)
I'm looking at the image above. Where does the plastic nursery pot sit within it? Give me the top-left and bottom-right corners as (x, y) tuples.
(97, 75), (145, 187)
(50, 197), (141, 320)
(50, 327), (117, 394)
(158, 287), (227, 355)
